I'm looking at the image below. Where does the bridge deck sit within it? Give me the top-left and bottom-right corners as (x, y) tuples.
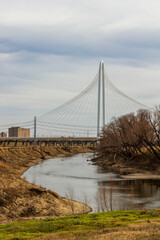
(0, 137), (98, 147)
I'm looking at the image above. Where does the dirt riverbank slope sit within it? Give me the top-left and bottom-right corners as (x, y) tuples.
(92, 154), (160, 179)
(0, 146), (93, 223)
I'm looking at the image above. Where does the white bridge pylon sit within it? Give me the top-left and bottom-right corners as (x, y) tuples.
(97, 61), (105, 137)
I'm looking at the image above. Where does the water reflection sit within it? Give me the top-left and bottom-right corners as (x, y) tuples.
(96, 180), (160, 211)
(22, 153), (160, 212)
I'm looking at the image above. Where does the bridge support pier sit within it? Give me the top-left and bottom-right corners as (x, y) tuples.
(4, 141), (8, 147)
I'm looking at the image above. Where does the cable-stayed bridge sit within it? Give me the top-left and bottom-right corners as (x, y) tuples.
(0, 61), (147, 141)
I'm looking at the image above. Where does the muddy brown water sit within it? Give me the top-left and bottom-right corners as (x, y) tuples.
(22, 153), (160, 212)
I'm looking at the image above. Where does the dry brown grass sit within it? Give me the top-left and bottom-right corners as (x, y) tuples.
(92, 220), (160, 240)
(0, 160), (10, 170)
(34, 219), (160, 240)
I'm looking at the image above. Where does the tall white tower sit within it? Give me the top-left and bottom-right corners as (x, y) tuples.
(97, 61), (105, 137)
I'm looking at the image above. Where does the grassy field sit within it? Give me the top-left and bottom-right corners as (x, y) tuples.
(0, 209), (160, 240)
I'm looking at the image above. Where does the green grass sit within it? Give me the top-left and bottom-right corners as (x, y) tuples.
(0, 209), (160, 240)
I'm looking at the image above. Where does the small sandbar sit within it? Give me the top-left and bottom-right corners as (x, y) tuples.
(121, 173), (160, 180)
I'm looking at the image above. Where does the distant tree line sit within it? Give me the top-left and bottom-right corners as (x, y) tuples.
(98, 107), (160, 162)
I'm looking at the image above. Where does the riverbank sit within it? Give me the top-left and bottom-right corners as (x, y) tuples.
(0, 146), (94, 223)
(0, 209), (160, 240)
(92, 153), (160, 179)
(121, 173), (160, 179)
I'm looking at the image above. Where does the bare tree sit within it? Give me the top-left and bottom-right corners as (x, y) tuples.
(98, 107), (160, 163)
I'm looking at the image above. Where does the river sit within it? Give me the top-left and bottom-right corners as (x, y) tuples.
(22, 153), (160, 212)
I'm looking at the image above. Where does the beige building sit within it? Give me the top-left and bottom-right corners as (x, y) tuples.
(0, 132), (7, 137)
(8, 127), (30, 138)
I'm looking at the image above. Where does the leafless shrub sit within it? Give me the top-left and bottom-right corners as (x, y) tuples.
(65, 185), (76, 214)
(82, 192), (91, 206)
(95, 187), (109, 212)
(81, 192), (92, 213)
(95, 184), (141, 212)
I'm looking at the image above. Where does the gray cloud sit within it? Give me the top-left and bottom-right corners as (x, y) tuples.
(0, 0), (160, 124)
(0, 25), (160, 66)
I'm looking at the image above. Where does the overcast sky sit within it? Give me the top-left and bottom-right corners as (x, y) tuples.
(1, 0), (160, 124)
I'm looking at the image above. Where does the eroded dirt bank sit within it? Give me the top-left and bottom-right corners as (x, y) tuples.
(0, 146), (93, 223)
(92, 154), (160, 179)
